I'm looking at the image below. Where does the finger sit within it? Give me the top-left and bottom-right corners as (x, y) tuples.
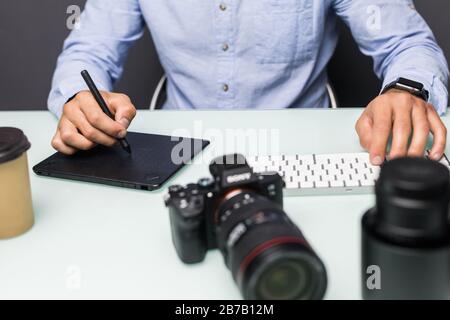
(408, 104), (430, 157)
(65, 108), (118, 147)
(369, 107), (393, 165)
(389, 108), (412, 159)
(51, 128), (77, 155)
(427, 104), (447, 160)
(356, 112), (374, 150)
(59, 117), (97, 150)
(108, 94), (137, 129)
(79, 101), (127, 139)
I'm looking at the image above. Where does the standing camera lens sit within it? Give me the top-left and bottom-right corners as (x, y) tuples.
(362, 157), (450, 299)
(216, 191), (327, 300)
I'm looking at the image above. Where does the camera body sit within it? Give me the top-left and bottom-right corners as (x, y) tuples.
(165, 154), (284, 264)
(165, 154), (327, 300)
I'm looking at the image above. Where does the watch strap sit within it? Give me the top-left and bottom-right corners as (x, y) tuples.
(381, 77), (429, 102)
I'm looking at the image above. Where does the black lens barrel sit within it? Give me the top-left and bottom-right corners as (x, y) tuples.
(375, 157), (450, 245)
(362, 158), (450, 299)
(217, 192), (327, 300)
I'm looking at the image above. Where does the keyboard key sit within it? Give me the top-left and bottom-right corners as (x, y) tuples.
(330, 179), (345, 187)
(286, 181), (300, 189)
(300, 181), (314, 188)
(345, 178), (360, 187)
(361, 178), (375, 187)
(315, 180), (329, 188)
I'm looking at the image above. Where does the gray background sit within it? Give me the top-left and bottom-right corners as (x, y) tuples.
(0, 0), (448, 110)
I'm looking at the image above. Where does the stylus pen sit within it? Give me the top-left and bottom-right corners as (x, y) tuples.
(81, 70), (132, 154)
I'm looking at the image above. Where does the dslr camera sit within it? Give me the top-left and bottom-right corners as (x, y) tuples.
(165, 154), (327, 300)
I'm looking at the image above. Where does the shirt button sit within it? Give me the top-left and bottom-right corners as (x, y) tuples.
(222, 43), (229, 51)
(223, 84), (229, 92)
(219, 3), (227, 11)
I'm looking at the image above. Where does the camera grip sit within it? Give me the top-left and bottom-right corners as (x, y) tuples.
(169, 207), (208, 264)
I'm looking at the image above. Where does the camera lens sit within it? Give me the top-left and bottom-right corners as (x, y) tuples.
(374, 157), (450, 245)
(362, 157), (450, 299)
(257, 259), (309, 300)
(215, 191), (327, 300)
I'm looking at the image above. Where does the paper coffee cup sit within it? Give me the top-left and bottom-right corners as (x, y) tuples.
(0, 127), (34, 238)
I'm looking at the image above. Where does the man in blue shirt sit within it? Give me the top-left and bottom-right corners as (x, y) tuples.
(48, 0), (449, 165)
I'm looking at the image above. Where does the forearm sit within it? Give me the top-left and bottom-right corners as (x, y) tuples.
(48, 53), (113, 118)
(333, 0), (449, 114)
(47, 0), (144, 118)
(381, 47), (448, 115)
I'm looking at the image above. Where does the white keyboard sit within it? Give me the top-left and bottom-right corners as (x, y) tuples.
(247, 152), (450, 196)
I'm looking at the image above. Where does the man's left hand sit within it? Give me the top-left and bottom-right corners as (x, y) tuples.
(355, 89), (447, 165)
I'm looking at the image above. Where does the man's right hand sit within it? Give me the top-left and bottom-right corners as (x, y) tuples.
(51, 91), (137, 155)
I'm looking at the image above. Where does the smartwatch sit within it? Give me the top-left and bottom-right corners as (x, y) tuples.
(381, 77), (429, 102)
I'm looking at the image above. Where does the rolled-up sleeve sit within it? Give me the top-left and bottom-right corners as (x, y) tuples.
(333, 0), (449, 115)
(48, 0), (145, 118)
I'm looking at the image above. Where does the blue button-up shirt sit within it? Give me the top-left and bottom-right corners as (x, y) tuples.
(48, 0), (449, 117)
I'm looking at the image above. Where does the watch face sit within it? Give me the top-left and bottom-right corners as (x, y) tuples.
(398, 77), (424, 90)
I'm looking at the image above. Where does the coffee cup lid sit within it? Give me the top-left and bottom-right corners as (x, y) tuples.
(0, 127), (31, 164)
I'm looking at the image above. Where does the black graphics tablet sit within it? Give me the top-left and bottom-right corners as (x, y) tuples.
(33, 132), (209, 191)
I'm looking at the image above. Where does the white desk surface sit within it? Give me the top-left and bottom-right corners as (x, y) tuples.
(0, 109), (447, 300)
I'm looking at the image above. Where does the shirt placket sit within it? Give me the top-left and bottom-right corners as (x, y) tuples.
(214, 0), (236, 109)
